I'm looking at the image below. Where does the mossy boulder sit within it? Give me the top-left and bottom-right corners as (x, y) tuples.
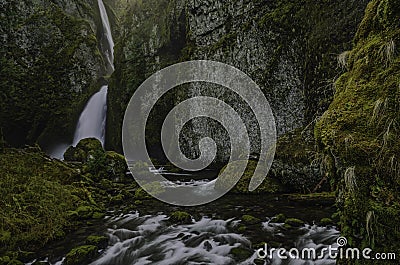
(268, 128), (328, 193)
(241, 215), (261, 225)
(64, 138), (104, 163)
(271, 213), (286, 223)
(284, 218), (305, 227)
(64, 245), (99, 265)
(319, 218), (334, 226)
(169, 211), (192, 224)
(86, 235), (108, 249)
(215, 160), (286, 194)
(105, 151), (128, 181)
(230, 247), (253, 261)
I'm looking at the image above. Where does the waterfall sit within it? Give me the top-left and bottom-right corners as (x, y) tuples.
(72, 86), (108, 146)
(97, 0), (114, 72)
(72, 0), (114, 147)
(49, 0), (114, 158)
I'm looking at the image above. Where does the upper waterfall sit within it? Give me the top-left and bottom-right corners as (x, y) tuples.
(98, 0), (115, 72)
(49, 0), (114, 159)
(72, 0), (115, 147)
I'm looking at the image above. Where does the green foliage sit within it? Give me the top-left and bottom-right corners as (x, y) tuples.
(315, 0), (400, 261)
(64, 245), (98, 265)
(0, 149), (83, 253)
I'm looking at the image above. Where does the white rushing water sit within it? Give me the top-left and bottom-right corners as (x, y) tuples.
(97, 0), (114, 71)
(72, 85), (108, 146)
(83, 213), (339, 265)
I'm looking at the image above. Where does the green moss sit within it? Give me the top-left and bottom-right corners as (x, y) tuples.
(237, 225), (247, 233)
(64, 245), (98, 265)
(284, 218), (305, 227)
(272, 213), (286, 223)
(315, 0), (400, 259)
(91, 212), (105, 219)
(241, 215), (261, 225)
(0, 148), (82, 252)
(230, 247), (252, 261)
(169, 211), (192, 224)
(85, 235), (108, 249)
(320, 218), (334, 226)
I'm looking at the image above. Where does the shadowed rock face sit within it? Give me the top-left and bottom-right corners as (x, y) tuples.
(0, 0), (105, 147)
(106, 0), (369, 164)
(316, 0), (400, 259)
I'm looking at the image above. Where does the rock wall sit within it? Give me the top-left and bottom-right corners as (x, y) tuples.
(107, 0), (369, 164)
(315, 0), (400, 260)
(0, 0), (106, 148)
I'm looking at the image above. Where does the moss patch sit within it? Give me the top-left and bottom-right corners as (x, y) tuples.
(315, 0), (400, 259)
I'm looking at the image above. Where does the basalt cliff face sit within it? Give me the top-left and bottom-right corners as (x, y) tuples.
(316, 0), (400, 260)
(0, 0), (114, 148)
(106, 0), (369, 163)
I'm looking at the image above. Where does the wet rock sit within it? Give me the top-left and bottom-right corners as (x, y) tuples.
(230, 247), (252, 261)
(169, 211), (192, 224)
(64, 138), (104, 163)
(284, 218), (305, 227)
(241, 215), (261, 225)
(86, 235), (108, 249)
(215, 160), (286, 194)
(203, 240), (213, 251)
(271, 213), (286, 223)
(319, 218), (334, 226)
(64, 245), (98, 265)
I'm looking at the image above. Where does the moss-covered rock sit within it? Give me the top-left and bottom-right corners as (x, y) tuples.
(215, 160), (286, 194)
(0, 148), (87, 252)
(85, 235), (108, 249)
(169, 211), (192, 224)
(284, 218), (305, 227)
(105, 151), (128, 181)
(269, 128), (329, 193)
(271, 213), (286, 223)
(230, 247), (253, 261)
(315, 0), (400, 259)
(64, 245), (99, 265)
(319, 218), (334, 226)
(241, 215), (261, 225)
(64, 138), (104, 163)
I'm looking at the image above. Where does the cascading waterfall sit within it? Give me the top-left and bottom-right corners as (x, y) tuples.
(72, 86), (108, 146)
(72, 0), (114, 147)
(52, 0), (114, 155)
(97, 0), (114, 72)
(49, 0), (114, 158)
